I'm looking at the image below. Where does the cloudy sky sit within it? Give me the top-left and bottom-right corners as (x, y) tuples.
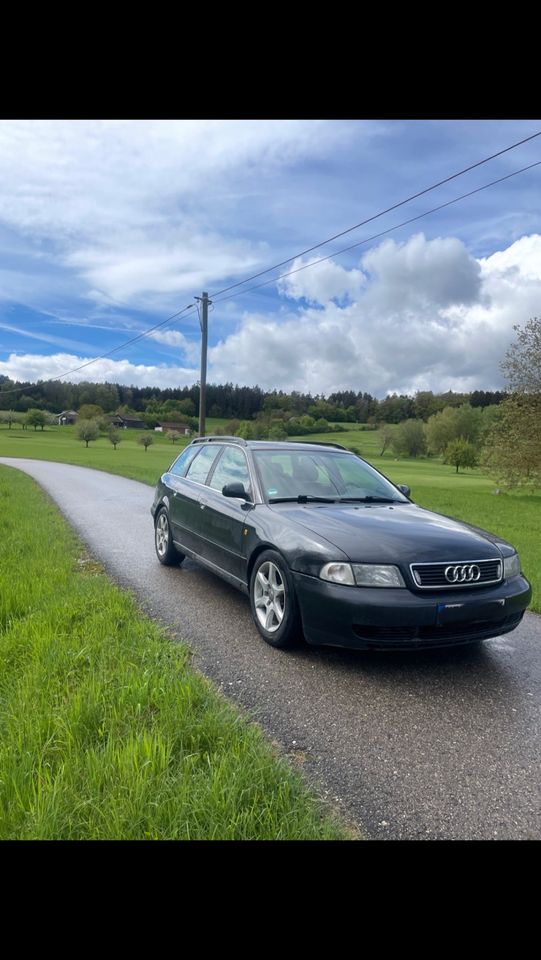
(1, 118), (540, 398)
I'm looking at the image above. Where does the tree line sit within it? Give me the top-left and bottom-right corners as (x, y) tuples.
(0, 374), (507, 425)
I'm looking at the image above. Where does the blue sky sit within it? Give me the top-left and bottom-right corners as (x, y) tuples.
(1, 118), (540, 398)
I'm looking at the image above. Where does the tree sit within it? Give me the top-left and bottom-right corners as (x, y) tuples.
(378, 423), (396, 457)
(483, 318), (541, 489)
(482, 394), (541, 488)
(178, 398), (195, 416)
(108, 429), (122, 451)
(0, 410), (19, 429)
(78, 403), (104, 420)
(26, 408), (48, 431)
(391, 419), (427, 458)
(452, 404), (483, 445)
(268, 423), (288, 441)
(377, 394), (415, 424)
(413, 391), (445, 421)
(138, 435), (154, 453)
(166, 430), (182, 444)
(237, 421), (254, 440)
(77, 419), (100, 448)
(443, 439), (478, 473)
(97, 415), (114, 432)
(501, 317), (541, 393)
(425, 404), (482, 456)
(479, 404), (503, 444)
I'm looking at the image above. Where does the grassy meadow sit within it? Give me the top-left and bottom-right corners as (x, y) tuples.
(1, 419), (539, 611)
(0, 466), (348, 840)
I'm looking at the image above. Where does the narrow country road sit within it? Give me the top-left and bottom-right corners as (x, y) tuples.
(2, 457), (540, 840)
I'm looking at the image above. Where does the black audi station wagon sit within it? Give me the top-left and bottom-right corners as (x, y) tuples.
(151, 437), (531, 650)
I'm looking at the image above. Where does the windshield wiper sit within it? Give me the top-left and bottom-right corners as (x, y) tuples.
(268, 495), (337, 504)
(339, 496), (401, 503)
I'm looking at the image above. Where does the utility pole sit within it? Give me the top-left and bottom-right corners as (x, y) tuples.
(195, 291), (211, 437)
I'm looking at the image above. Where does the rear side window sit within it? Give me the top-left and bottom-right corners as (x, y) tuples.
(185, 445), (223, 484)
(170, 445), (200, 477)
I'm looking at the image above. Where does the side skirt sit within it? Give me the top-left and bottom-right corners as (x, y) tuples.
(172, 538), (249, 595)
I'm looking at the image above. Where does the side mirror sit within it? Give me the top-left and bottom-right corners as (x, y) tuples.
(222, 481), (251, 501)
(397, 484), (411, 498)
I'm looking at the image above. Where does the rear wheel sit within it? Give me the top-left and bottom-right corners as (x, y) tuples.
(249, 550), (301, 648)
(154, 508), (185, 566)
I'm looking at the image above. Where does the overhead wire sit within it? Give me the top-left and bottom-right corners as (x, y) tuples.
(0, 303), (196, 395)
(211, 159), (541, 305)
(208, 130), (541, 300)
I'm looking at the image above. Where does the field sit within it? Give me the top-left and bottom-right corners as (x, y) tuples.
(1, 420), (539, 612)
(0, 466), (347, 839)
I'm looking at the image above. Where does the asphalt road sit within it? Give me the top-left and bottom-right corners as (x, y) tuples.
(2, 456), (540, 840)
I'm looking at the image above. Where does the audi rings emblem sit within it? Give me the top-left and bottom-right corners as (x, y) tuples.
(444, 564), (481, 583)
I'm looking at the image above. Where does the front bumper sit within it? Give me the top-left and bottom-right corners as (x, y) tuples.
(292, 571), (532, 649)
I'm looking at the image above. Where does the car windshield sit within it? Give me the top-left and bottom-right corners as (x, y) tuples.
(253, 449), (408, 503)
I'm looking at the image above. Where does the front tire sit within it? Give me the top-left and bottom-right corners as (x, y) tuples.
(154, 507), (185, 566)
(249, 550), (301, 648)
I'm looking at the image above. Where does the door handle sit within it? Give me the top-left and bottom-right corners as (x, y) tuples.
(200, 500), (207, 510)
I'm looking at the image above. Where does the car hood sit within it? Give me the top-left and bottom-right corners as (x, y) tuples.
(271, 501), (512, 564)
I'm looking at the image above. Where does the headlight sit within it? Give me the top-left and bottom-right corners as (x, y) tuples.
(503, 553), (521, 579)
(352, 564), (406, 588)
(319, 562), (405, 587)
(319, 562), (355, 585)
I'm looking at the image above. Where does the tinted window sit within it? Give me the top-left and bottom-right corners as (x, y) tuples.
(209, 446), (251, 493)
(185, 445), (222, 484)
(170, 445), (200, 477)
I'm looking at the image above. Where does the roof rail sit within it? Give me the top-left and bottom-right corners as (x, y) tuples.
(295, 440), (349, 451)
(191, 435), (248, 446)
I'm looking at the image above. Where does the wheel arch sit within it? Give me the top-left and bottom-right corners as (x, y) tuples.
(247, 542), (288, 585)
(154, 495), (171, 519)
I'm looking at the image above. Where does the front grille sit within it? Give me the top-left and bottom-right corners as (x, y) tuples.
(410, 558), (502, 589)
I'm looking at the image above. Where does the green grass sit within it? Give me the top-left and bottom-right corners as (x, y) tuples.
(0, 466), (348, 839)
(1, 421), (539, 613)
(0, 420), (234, 485)
(0, 423), (191, 485)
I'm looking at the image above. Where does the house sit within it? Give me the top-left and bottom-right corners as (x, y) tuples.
(110, 416), (147, 429)
(154, 421), (192, 435)
(56, 410), (78, 425)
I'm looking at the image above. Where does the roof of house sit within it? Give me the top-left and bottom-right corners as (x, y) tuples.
(112, 416), (146, 426)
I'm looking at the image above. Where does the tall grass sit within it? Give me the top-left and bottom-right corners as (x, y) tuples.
(0, 466), (347, 839)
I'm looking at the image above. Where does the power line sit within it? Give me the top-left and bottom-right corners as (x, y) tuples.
(211, 159), (541, 305)
(208, 130), (541, 300)
(0, 303), (196, 396)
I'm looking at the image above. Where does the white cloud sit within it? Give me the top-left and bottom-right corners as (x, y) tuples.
(148, 328), (200, 364)
(0, 120), (353, 309)
(360, 233), (482, 310)
(0, 353), (198, 389)
(479, 234), (541, 281)
(277, 256), (366, 305)
(208, 233), (541, 396)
